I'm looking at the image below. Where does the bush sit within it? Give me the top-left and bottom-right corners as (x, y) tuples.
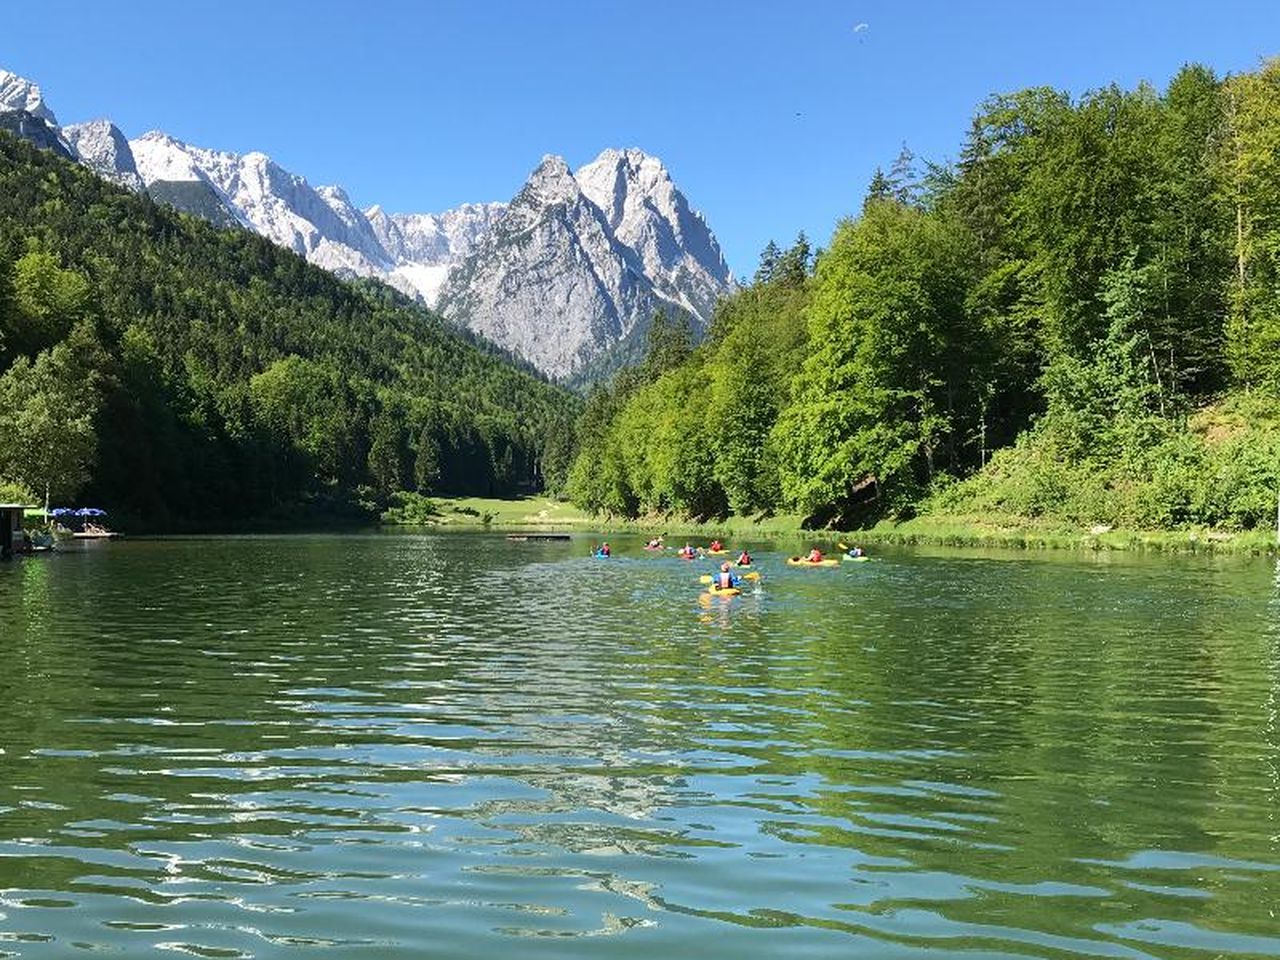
(381, 491), (441, 525)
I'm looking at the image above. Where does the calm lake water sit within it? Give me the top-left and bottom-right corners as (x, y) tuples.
(1, 532), (1278, 958)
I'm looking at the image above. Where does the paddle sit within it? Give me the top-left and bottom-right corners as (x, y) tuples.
(700, 571), (761, 583)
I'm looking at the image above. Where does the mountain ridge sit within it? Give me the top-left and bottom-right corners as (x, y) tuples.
(0, 66), (735, 381)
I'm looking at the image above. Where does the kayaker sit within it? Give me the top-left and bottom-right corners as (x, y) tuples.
(709, 538), (723, 552)
(600, 542), (611, 557)
(646, 536), (663, 549)
(848, 545), (865, 558)
(736, 550), (752, 566)
(678, 543), (697, 559)
(714, 562), (739, 590)
(807, 547), (824, 563)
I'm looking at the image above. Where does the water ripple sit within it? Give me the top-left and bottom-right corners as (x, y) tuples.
(1, 533), (1278, 957)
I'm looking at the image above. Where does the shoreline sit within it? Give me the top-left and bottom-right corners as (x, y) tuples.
(389, 497), (1280, 557)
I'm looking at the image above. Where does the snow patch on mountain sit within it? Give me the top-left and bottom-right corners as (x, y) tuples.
(365, 202), (506, 304)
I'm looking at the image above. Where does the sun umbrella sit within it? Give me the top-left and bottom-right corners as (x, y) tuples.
(75, 508), (106, 517)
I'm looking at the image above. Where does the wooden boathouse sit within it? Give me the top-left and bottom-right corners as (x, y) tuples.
(0, 503), (35, 559)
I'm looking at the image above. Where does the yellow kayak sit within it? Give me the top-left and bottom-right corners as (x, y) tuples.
(705, 549), (729, 556)
(701, 585), (741, 599)
(787, 557), (841, 568)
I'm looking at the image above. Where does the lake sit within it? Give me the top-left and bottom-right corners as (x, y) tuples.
(1, 532), (1278, 958)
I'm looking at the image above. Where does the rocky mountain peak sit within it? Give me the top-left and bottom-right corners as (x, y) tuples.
(62, 119), (145, 192)
(520, 155), (581, 203)
(433, 150), (735, 380)
(0, 68), (57, 125)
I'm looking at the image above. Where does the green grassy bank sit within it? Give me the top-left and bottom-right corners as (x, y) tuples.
(382, 495), (1279, 556)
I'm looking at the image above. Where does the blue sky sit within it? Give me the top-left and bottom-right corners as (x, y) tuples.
(3, 0), (1277, 276)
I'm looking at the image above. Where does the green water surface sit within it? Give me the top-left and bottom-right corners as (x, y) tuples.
(0, 533), (1277, 958)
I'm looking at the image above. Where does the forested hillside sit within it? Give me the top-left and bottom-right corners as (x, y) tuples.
(0, 132), (577, 529)
(569, 60), (1280, 533)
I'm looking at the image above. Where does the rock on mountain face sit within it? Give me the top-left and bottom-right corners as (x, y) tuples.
(0, 109), (72, 158)
(435, 150), (735, 379)
(63, 120), (144, 192)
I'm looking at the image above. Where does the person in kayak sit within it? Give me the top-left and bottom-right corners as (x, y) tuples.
(847, 545), (865, 558)
(807, 547), (824, 563)
(678, 543), (698, 559)
(646, 536), (664, 549)
(713, 562), (739, 591)
(736, 550), (752, 566)
(709, 538), (724, 552)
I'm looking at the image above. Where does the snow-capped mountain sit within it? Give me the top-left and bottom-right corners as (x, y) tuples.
(0, 67), (73, 157)
(120, 134), (735, 378)
(0, 69), (57, 125)
(0, 65), (736, 381)
(130, 132), (395, 278)
(436, 151), (735, 378)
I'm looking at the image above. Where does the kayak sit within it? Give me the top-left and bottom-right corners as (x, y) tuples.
(677, 553), (698, 561)
(787, 557), (841, 568)
(844, 555), (870, 563)
(592, 551), (611, 559)
(705, 549), (728, 556)
(702, 585), (741, 598)
(736, 562), (753, 569)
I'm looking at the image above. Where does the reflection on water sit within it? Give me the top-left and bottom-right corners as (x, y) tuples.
(1, 533), (1278, 958)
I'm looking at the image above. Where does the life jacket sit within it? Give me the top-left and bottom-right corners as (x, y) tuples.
(716, 571), (734, 589)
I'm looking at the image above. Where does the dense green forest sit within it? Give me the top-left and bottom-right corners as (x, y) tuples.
(568, 59), (1280, 533)
(0, 133), (577, 529)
